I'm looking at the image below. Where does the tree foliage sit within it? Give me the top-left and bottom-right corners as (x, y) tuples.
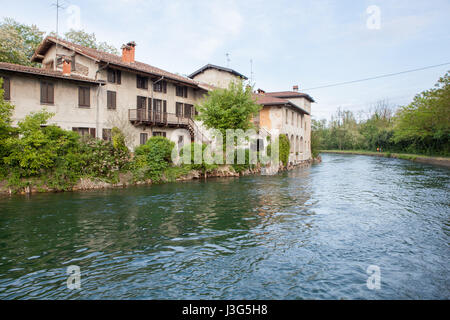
(61, 29), (119, 55)
(195, 81), (261, 137)
(0, 18), (44, 66)
(312, 72), (450, 156)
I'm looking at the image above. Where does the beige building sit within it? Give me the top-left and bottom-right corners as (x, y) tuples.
(0, 36), (314, 162)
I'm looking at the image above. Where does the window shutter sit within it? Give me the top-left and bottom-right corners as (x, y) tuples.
(184, 87), (188, 98)
(117, 70), (121, 84)
(48, 83), (54, 104)
(40, 82), (46, 103)
(163, 81), (167, 93)
(89, 128), (96, 138)
(145, 78), (148, 89)
(2, 77), (10, 100)
(78, 87), (82, 106)
(112, 91), (116, 109)
(163, 100), (167, 112)
(136, 76), (139, 88)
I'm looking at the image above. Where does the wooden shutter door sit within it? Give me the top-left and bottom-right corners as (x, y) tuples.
(89, 128), (96, 138)
(48, 83), (54, 104)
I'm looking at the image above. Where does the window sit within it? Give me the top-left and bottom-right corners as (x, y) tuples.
(153, 131), (166, 137)
(137, 96), (147, 109)
(1, 77), (10, 100)
(107, 69), (121, 84)
(176, 102), (183, 117)
(140, 133), (148, 145)
(73, 127), (96, 138)
(102, 129), (112, 141)
(40, 81), (54, 104)
(285, 109), (288, 124)
(153, 80), (167, 93)
(176, 85), (188, 98)
(78, 86), (90, 107)
(107, 91), (117, 109)
(178, 135), (184, 149)
(137, 75), (148, 89)
(184, 104), (193, 118)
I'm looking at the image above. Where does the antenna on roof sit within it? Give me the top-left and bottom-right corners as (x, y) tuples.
(226, 53), (230, 68)
(51, 0), (67, 39)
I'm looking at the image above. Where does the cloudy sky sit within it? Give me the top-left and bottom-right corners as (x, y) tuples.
(2, 0), (449, 119)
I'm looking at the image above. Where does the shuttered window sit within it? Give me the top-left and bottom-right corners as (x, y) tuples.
(107, 69), (121, 84)
(153, 131), (166, 137)
(137, 96), (146, 109)
(176, 102), (183, 117)
(78, 86), (90, 107)
(154, 80), (167, 93)
(40, 81), (54, 104)
(140, 133), (148, 145)
(184, 104), (193, 118)
(176, 85), (188, 98)
(137, 75), (148, 89)
(73, 127), (95, 138)
(1, 77), (10, 100)
(102, 129), (112, 141)
(107, 91), (117, 109)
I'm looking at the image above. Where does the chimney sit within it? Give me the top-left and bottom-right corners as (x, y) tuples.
(62, 57), (71, 75)
(121, 41), (136, 63)
(293, 85), (299, 92)
(257, 88), (265, 94)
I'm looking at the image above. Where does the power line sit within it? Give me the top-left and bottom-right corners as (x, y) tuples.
(303, 62), (450, 91)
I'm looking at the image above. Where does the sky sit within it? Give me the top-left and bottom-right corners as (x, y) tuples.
(1, 0), (449, 120)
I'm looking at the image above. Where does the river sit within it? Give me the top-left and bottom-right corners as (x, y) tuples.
(0, 153), (448, 299)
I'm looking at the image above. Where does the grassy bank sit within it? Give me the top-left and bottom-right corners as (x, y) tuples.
(320, 150), (450, 168)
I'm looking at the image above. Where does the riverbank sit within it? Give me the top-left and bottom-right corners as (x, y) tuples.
(0, 160), (315, 195)
(320, 150), (450, 168)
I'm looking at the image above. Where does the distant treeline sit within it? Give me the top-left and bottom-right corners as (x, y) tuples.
(312, 72), (450, 157)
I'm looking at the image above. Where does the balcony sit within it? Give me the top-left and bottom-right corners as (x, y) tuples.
(128, 109), (210, 144)
(129, 109), (191, 127)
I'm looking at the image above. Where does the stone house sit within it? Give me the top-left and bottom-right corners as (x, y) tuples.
(0, 36), (314, 163)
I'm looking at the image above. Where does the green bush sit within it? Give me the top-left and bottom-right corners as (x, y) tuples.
(279, 134), (290, 166)
(80, 138), (130, 181)
(133, 136), (175, 182)
(180, 142), (217, 174)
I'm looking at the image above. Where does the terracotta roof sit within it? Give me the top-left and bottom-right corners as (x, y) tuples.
(253, 93), (310, 115)
(189, 64), (248, 80)
(0, 62), (102, 84)
(253, 93), (289, 105)
(266, 91), (315, 102)
(32, 37), (198, 86)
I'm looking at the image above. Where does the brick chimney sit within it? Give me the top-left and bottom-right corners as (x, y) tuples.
(121, 41), (136, 63)
(293, 85), (299, 92)
(62, 57), (71, 75)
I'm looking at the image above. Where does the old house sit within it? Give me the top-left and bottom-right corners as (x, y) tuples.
(0, 37), (314, 163)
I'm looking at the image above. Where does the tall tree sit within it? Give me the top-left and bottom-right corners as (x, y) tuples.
(62, 29), (119, 55)
(0, 18), (44, 66)
(195, 81), (261, 136)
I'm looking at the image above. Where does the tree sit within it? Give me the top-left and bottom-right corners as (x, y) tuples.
(393, 72), (450, 154)
(62, 29), (119, 55)
(0, 18), (44, 66)
(195, 81), (261, 138)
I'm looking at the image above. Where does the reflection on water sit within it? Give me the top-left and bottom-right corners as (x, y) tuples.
(0, 154), (448, 299)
